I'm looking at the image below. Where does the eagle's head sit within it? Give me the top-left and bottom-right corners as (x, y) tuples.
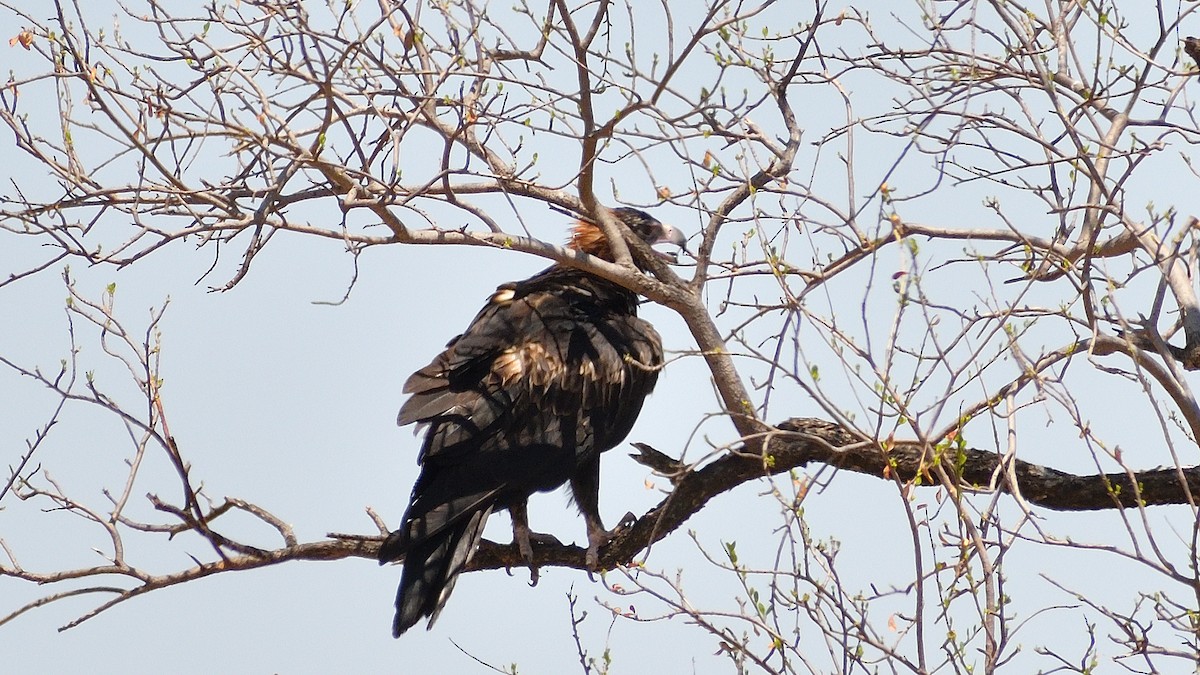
(570, 207), (688, 265)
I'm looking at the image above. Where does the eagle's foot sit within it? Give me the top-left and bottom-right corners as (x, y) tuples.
(584, 513), (636, 572)
(512, 516), (561, 586)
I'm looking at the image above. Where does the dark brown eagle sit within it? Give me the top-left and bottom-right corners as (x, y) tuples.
(380, 207), (686, 637)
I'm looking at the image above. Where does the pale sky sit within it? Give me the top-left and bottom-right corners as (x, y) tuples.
(3, 1), (1199, 673)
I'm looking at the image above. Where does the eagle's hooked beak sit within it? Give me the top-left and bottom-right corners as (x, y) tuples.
(652, 223), (689, 263)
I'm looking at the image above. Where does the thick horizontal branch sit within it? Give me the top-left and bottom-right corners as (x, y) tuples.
(467, 417), (1200, 572)
(764, 418), (1200, 510)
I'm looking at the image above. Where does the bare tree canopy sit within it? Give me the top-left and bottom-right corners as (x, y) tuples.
(5, 0), (1200, 672)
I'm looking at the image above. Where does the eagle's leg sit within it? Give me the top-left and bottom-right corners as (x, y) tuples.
(509, 499), (538, 584)
(509, 500), (561, 585)
(571, 456), (630, 571)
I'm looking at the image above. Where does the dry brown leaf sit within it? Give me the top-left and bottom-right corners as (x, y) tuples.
(10, 30), (34, 50)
